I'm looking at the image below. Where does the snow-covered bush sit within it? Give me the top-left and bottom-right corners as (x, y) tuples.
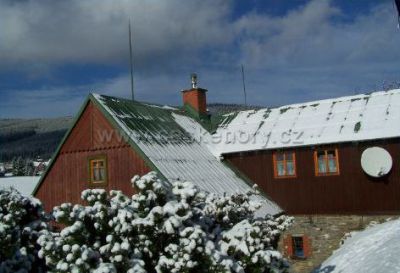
(0, 187), (49, 272)
(38, 172), (292, 273)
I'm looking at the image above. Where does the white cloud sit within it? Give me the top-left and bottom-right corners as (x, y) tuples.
(2, 0), (399, 73)
(235, 0), (400, 69)
(0, 0), (232, 68)
(2, 0), (400, 117)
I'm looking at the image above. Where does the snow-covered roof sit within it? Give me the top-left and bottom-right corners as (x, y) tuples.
(315, 219), (400, 273)
(33, 160), (50, 167)
(0, 176), (40, 196)
(209, 89), (400, 155)
(93, 94), (282, 215)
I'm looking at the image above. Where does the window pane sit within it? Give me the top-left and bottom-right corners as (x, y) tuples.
(276, 153), (284, 161)
(317, 153), (327, 173)
(327, 151), (337, 173)
(286, 152), (294, 161)
(327, 150), (336, 158)
(328, 159), (337, 173)
(98, 161), (104, 167)
(93, 168), (100, 181)
(99, 168), (106, 181)
(286, 160), (295, 175)
(277, 161), (285, 176)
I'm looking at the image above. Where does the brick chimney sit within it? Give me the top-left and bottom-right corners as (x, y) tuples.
(182, 73), (208, 117)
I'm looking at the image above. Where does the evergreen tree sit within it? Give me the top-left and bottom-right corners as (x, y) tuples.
(12, 156), (25, 176)
(24, 160), (35, 176)
(11, 157), (17, 174)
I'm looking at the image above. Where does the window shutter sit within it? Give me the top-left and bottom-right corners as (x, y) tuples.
(283, 234), (293, 257)
(302, 235), (312, 258)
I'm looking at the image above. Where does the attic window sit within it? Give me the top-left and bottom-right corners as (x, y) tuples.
(273, 151), (296, 178)
(314, 149), (340, 176)
(88, 155), (108, 186)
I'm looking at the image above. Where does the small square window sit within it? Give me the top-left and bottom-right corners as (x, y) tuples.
(88, 155), (107, 186)
(284, 234), (311, 259)
(273, 151), (297, 178)
(314, 149), (340, 176)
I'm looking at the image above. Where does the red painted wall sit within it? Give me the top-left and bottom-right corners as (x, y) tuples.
(35, 101), (152, 211)
(225, 139), (400, 215)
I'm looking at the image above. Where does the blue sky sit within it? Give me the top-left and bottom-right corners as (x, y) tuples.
(1, 0), (399, 118)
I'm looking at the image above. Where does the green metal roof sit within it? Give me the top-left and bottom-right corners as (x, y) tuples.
(97, 95), (192, 146)
(94, 94), (282, 215)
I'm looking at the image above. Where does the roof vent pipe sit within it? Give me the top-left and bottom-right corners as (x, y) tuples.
(191, 73), (198, 89)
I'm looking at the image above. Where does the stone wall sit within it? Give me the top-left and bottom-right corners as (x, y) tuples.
(279, 215), (397, 273)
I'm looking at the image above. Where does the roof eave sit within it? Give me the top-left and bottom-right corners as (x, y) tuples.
(220, 135), (400, 156)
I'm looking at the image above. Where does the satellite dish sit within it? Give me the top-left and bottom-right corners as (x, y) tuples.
(361, 147), (392, 178)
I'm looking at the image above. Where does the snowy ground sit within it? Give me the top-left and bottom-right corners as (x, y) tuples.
(0, 176), (40, 196)
(314, 218), (400, 273)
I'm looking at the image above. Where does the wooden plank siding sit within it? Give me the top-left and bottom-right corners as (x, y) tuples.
(35, 101), (151, 211)
(225, 139), (400, 215)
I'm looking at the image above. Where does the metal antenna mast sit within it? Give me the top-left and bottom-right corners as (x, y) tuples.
(241, 64), (247, 106)
(129, 19), (135, 100)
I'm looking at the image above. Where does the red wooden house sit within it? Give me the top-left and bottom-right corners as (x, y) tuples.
(33, 86), (281, 214)
(34, 79), (400, 270)
(35, 83), (400, 215)
(213, 90), (400, 215)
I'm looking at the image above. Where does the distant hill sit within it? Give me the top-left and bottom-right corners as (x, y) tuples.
(0, 117), (73, 161)
(0, 103), (260, 162)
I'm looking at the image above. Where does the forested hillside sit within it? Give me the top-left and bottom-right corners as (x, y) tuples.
(0, 117), (73, 161)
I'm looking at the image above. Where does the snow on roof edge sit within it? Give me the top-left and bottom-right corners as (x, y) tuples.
(253, 89), (399, 114)
(220, 135), (400, 155)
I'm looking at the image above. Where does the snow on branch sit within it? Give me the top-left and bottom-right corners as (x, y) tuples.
(0, 187), (49, 272)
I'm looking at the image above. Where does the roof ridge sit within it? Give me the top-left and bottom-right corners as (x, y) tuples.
(91, 93), (179, 111)
(228, 88), (400, 116)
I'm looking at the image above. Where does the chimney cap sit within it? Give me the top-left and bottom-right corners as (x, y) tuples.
(191, 73), (198, 89)
(182, 74), (207, 92)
